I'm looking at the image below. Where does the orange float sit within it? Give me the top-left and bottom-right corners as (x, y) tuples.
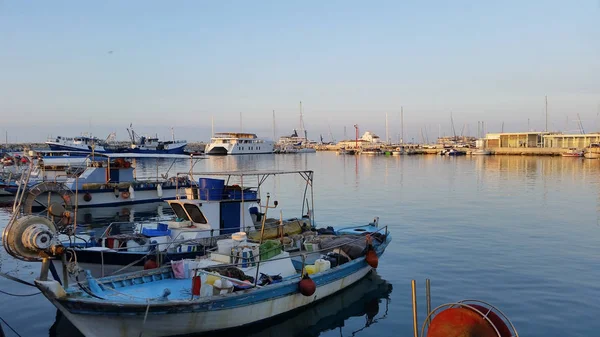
(427, 304), (512, 337)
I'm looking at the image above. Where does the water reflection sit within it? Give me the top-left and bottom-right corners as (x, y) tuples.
(48, 272), (392, 337)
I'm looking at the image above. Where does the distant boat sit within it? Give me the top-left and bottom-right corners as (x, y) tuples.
(46, 126), (187, 155)
(584, 143), (600, 159)
(392, 147), (403, 156)
(562, 148), (584, 157)
(362, 148), (382, 155)
(472, 149), (492, 155)
(446, 149), (466, 156)
(205, 133), (275, 155)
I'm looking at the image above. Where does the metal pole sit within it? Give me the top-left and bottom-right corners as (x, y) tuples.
(254, 193), (271, 287)
(426, 279), (431, 327)
(411, 280), (418, 337)
(61, 254), (69, 288)
(40, 258), (50, 281)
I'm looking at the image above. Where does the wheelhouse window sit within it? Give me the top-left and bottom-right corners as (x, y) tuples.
(170, 203), (190, 221)
(184, 204), (208, 224)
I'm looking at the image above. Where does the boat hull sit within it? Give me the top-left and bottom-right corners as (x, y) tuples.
(23, 185), (185, 208)
(42, 236), (390, 337)
(51, 264), (373, 337)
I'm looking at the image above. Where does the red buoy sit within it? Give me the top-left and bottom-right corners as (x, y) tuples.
(469, 305), (512, 337)
(144, 259), (158, 270)
(427, 306), (508, 337)
(366, 247), (378, 268)
(298, 274), (316, 296)
(192, 276), (201, 296)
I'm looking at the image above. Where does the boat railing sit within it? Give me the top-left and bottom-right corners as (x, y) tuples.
(184, 225), (390, 288)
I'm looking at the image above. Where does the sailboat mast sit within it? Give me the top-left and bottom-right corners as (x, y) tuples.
(240, 112), (243, 132)
(299, 101), (305, 140)
(385, 112), (389, 144)
(401, 106), (404, 144)
(545, 95), (548, 132)
(211, 116), (214, 138)
(272, 110), (276, 140)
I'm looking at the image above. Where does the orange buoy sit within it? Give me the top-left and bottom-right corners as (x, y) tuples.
(144, 259), (158, 270)
(298, 274), (316, 296)
(427, 306), (503, 337)
(469, 305), (512, 337)
(366, 246), (378, 268)
(121, 191), (130, 199)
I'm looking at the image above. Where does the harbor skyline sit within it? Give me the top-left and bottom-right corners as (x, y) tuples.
(1, 1), (599, 142)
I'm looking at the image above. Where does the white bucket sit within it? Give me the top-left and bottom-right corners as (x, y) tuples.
(149, 236), (171, 252)
(217, 239), (235, 255)
(127, 240), (149, 252)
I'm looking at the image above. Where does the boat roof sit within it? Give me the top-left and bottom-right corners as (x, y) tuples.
(181, 169), (313, 177)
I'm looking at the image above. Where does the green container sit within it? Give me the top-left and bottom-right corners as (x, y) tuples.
(259, 240), (282, 261)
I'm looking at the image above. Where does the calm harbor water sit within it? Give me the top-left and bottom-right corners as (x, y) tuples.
(2, 153), (600, 336)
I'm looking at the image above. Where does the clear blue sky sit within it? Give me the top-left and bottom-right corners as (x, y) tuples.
(1, 0), (599, 143)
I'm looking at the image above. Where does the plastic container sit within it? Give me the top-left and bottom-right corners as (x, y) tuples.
(231, 232), (247, 243)
(157, 223), (168, 231)
(305, 265), (317, 275)
(303, 242), (320, 252)
(127, 240), (149, 252)
(228, 190), (258, 200)
(315, 258), (331, 272)
(149, 236), (171, 252)
(259, 240), (282, 260)
(217, 239), (235, 255)
(206, 274), (220, 286)
(198, 178), (225, 201)
(142, 227), (171, 237)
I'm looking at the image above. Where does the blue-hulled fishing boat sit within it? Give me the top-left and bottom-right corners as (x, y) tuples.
(3, 170), (391, 337)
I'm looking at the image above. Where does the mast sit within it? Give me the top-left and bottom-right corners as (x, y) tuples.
(272, 110), (276, 140)
(240, 112), (243, 132)
(545, 95), (548, 132)
(299, 101), (306, 140)
(450, 112), (457, 140)
(400, 107), (404, 144)
(211, 116), (214, 138)
(385, 112), (389, 144)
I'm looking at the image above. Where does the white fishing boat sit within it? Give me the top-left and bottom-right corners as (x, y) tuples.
(584, 143), (600, 159)
(2, 170), (390, 337)
(472, 149), (492, 155)
(46, 135), (108, 153)
(205, 133), (274, 155)
(46, 126), (187, 155)
(392, 147), (404, 156)
(7, 153), (194, 212)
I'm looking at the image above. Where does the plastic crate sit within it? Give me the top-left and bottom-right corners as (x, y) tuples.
(142, 227), (171, 237)
(303, 242), (320, 252)
(259, 240), (282, 261)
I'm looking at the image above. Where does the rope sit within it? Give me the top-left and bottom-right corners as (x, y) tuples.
(0, 315), (23, 337)
(0, 272), (36, 288)
(0, 289), (40, 297)
(138, 299), (151, 337)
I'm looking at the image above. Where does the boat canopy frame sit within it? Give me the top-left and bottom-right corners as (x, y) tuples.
(175, 170), (315, 225)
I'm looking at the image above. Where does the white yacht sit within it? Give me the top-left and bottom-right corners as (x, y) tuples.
(205, 132), (274, 155)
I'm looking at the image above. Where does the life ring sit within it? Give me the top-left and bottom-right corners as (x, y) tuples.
(121, 191), (130, 199)
(83, 193), (92, 202)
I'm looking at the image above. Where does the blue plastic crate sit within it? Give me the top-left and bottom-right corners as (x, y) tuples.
(142, 227), (171, 237)
(228, 190), (258, 200)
